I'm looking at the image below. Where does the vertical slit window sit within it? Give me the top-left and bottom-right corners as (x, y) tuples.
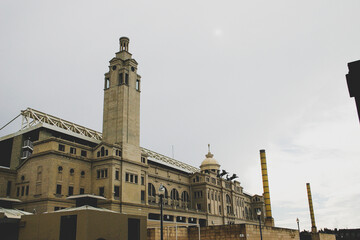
(136, 79), (140, 91)
(119, 73), (123, 85)
(125, 73), (129, 85)
(105, 78), (110, 89)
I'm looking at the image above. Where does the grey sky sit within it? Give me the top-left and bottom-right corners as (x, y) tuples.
(1, 0), (360, 230)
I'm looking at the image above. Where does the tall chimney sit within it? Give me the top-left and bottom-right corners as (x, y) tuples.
(260, 149), (274, 226)
(306, 183), (317, 233)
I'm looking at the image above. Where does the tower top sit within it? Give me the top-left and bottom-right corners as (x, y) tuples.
(119, 37), (130, 52)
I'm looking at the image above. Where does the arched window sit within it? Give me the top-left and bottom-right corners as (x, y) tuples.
(170, 188), (179, 200)
(226, 194), (231, 204)
(101, 147), (105, 157)
(250, 208), (253, 219)
(226, 194), (232, 215)
(181, 191), (189, 202)
(148, 183), (156, 203)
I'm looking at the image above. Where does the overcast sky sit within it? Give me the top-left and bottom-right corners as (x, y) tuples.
(1, 0), (360, 230)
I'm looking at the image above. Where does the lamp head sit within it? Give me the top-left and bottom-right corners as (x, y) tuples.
(159, 184), (165, 195)
(257, 209), (262, 216)
(296, 218), (299, 223)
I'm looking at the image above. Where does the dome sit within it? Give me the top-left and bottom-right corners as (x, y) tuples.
(200, 145), (220, 172)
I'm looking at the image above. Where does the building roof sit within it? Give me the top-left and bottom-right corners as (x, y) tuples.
(0, 207), (32, 219)
(0, 108), (200, 174)
(0, 197), (22, 203)
(54, 205), (118, 213)
(66, 194), (107, 200)
(142, 148), (199, 173)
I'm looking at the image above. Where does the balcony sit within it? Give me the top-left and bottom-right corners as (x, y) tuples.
(22, 140), (33, 151)
(21, 150), (32, 160)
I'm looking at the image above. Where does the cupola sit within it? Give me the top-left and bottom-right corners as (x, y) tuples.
(200, 144), (220, 174)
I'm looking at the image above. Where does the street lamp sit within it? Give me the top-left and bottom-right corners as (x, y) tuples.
(159, 184), (165, 240)
(296, 218), (300, 239)
(257, 209), (263, 240)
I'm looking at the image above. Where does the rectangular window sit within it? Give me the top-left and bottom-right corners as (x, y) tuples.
(130, 174), (133, 183)
(81, 150), (87, 157)
(114, 186), (120, 198)
(197, 204), (201, 211)
(136, 79), (140, 91)
(119, 73), (123, 85)
(26, 185), (29, 195)
(125, 173), (129, 182)
(125, 73), (129, 85)
(99, 187), (105, 197)
(115, 170), (120, 180)
(219, 206), (222, 215)
(56, 184), (62, 195)
(97, 170), (100, 179)
(6, 181), (11, 196)
(208, 204), (211, 213)
(54, 207), (60, 211)
(116, 149), (122, 157)
(70, 147), (76, 154)
(105, 78), (110, 89)
(80, 188), (85, 194)
(68, 186), (74, 196)
(141, 190), (145, 202)
(16, 187), (20, 197)
(141, 156), (146, 163)
(58, 144), (65, 152)
(134, 175), (138, 184)
(21, 186), (25, 196)
(141, 176), (144, 185)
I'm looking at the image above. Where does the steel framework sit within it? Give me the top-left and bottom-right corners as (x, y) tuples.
(142, 147), (199, 173)
(21, 108), (102, 141)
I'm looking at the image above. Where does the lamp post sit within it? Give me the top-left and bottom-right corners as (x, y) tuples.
(257, 209), (263, 240)
(159, 184), (165, 240)
(296, 218), (300, 239)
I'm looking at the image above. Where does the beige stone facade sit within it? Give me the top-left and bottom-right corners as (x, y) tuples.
(147, 224), (300, 240)
(0, 37), (265, 227)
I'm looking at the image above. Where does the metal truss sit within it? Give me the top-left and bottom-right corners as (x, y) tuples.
(19, 108), (198, 172)
(21, 108), (102, 141)
(142, 147), (199, 173)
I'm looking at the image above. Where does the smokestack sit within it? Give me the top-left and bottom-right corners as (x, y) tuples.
(260, 149), (274, 226)
(306, 183), (317, 233)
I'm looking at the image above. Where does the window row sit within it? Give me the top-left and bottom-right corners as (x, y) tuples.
(16, 185), (29, 197)
(148, 183), (190, 202)
(58, 144), (87, 157)
(104, 74), (141, 91)
(97, 169), (108, 179)
(58, 166), (85, 176)
(56, 184), (85, 196)
(207, 190), (223, 202)
(194, 191), (203, 199)
(125, 173), (138, 183)
(97, 147), (108, 157)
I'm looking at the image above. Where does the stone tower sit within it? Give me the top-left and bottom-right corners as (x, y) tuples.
(102, 37), (142, 162)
